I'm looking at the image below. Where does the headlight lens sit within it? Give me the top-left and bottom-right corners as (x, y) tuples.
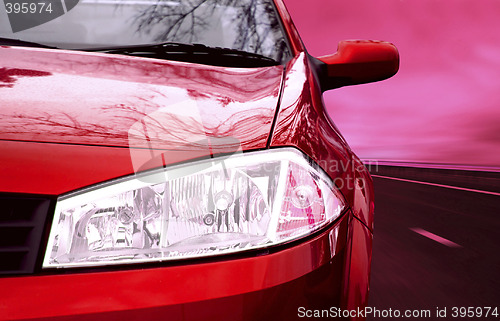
(43, 148), (345, 268)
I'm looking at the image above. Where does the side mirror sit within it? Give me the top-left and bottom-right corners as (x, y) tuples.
(315, 40), (399, 91)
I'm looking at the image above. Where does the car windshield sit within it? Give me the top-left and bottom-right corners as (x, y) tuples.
(0, 0), (291, 65)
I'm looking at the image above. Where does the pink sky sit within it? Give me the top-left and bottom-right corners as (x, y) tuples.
(285, 0), (500, 166)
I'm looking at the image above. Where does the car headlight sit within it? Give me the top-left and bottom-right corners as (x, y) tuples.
(43, 148), (345, 268)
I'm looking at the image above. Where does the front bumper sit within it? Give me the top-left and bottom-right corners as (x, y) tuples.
(0, 213), (351, 321)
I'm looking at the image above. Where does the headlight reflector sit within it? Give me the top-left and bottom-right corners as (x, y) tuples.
(43, 148), (345, 268)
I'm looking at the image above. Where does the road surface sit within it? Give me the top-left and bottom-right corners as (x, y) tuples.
(367, 168), (500, 320)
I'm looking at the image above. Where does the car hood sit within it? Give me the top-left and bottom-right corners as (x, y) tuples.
(0, 46), (284, 195)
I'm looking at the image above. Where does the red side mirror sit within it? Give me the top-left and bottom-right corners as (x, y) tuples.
(317, 40), (399, 90)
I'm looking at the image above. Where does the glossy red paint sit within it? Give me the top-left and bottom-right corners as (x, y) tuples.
(0, 47), (282, 149)
(318, 40), (399, 88)
(271, 1), (380, 304)
(343, 217), (373, 321)
(0, 47), (282, 194)
(352, 158), (375, 231)
(272, 0), (305, 55)
(269, 52), (375, 227)
(269, 49), (375, 311)
(0, 215), (349, 321)
(285, 0), (500, 166)
(0, 0), (387, 319)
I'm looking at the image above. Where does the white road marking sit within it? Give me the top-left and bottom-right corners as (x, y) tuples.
(61, 0), (68, 12)
(371, 174), (500, 197)
(410, 228), (462, 248)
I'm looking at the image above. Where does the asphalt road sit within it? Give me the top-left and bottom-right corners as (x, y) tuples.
(367, 174), (500, 320)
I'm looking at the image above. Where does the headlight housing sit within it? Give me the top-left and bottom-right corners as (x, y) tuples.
(43, 148), (345, 268)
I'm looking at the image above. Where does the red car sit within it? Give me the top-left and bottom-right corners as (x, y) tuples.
(0, 0), (398, 320)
